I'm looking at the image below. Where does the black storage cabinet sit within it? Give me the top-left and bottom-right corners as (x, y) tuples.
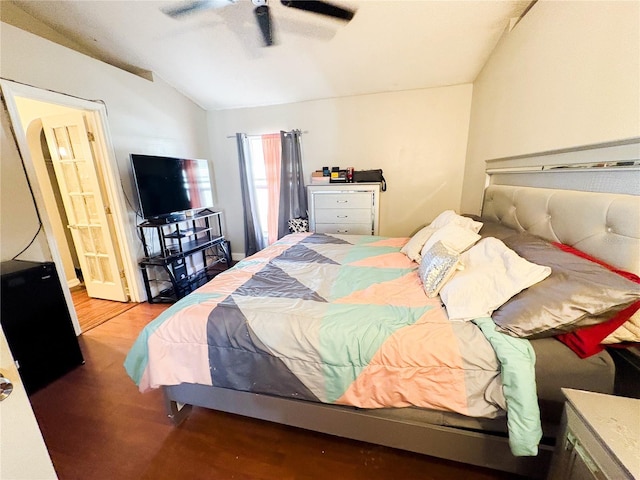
(1, 260), (84, 394)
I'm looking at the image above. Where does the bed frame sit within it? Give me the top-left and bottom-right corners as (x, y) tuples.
(162, 140), (640, 479)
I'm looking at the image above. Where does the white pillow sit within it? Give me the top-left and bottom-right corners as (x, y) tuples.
(420, 224), (481, 256)
(401, 225), (438, 263)
(429, 210), (483, 233)
(440, 237), (552, 322)
(401, 211), (482, 263)
(418, 241), (461, 298)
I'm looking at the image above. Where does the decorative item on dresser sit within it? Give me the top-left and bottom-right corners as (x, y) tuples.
(307, 183), (380, 235)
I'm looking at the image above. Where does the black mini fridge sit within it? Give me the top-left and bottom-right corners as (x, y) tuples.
(1, 260), (84, 394)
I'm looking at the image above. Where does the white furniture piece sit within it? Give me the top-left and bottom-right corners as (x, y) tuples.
(548, 388), (640, 480)
(307, 183), (380, 235)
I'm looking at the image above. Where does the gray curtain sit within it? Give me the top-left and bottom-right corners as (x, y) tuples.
(236, 133), (266, 256)
(277, 129), (307, 239)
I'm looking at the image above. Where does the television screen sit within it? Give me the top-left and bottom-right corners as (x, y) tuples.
(131, 154), (214, 220)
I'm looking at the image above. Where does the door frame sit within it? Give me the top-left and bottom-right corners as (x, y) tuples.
(1, 80), (143, 328)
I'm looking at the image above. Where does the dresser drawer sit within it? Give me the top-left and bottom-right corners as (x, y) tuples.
(315, 223), (372, 235)
(315, 208), (372, 224)
(313, 192), (373, 209)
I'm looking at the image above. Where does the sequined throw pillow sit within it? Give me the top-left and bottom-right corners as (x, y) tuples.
(418, 241), (461, 298)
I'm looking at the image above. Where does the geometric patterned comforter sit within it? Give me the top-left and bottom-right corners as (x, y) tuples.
(125, 233), (507, 420)
(126, 232), (546, 455)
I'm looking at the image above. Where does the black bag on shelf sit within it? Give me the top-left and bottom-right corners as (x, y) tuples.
(353, 169), (387, 191)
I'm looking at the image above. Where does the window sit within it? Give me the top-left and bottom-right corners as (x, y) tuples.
(247, 134), (281, 245)
(237, 129), (304, 255)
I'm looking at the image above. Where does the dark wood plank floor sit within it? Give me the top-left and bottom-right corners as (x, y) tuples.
(30, 301), (523, 480)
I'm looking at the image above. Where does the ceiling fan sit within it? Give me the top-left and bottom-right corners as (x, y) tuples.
(163, 0), (356, 46)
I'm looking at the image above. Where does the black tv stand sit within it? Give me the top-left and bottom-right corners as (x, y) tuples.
(138, 210), (230, 303)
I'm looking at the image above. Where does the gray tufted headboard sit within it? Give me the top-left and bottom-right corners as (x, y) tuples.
(481, 185), (640, 276)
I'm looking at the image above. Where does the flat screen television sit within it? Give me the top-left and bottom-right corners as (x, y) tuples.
(130, 154), (214, 223)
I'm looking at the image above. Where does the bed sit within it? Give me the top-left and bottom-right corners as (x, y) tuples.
(125, 142), (640, 478)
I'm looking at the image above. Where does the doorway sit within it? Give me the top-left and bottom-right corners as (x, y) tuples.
(1, 80), (143, 334)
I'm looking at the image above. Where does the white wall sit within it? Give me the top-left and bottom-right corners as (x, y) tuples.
(5, 1), (638, 265)
(0, 105), (51, 262)
(0, 22), (210, 272)
(209, 84), (473, 256)
(462, 0), (640, 214)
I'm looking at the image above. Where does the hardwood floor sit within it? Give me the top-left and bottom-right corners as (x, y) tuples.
(30, 302), (524, 480)
(71, 287), (136, 332)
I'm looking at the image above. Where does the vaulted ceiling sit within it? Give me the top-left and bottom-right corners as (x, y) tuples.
(5, 0), (533, 110)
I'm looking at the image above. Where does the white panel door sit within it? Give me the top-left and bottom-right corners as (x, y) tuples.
(41, 113), (128, 302)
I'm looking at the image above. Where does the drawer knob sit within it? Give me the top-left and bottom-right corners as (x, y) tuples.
(337, 215), (348, 218)
(336, 200), (348, 203)
(0, 374), (13, 401)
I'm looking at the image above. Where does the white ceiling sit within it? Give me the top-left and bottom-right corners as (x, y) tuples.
(8, 0), (532, 111)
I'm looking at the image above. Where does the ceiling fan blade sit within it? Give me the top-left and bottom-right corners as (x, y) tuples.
(280, 1), (355, 21)
(163, 0), (236, 18)
(254, 5), (274, 46)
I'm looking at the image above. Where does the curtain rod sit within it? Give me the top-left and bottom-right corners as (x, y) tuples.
(226, 130), (308, 139)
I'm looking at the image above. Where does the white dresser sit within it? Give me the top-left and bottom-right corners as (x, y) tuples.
(307, 184), (380, 235)
(547, 389), (640, 480)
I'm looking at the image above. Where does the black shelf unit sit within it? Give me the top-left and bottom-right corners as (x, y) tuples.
(0, 260), (84, 394)
(138, 210), (231, 303)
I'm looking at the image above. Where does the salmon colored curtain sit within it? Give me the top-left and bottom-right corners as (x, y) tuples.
(262, 133), (281, 244)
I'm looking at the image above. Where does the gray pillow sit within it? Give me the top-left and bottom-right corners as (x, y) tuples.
(492, 233), (640, 338)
